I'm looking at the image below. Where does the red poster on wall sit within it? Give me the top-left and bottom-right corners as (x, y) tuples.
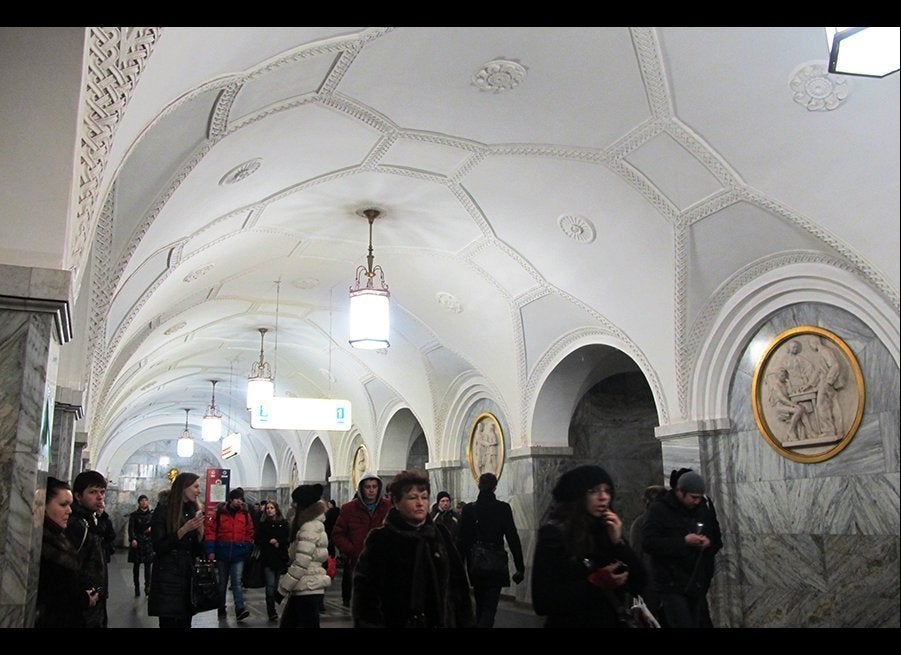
(205, 468), (230, 519)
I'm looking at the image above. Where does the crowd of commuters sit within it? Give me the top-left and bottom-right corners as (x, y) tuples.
(33, 460), (722, 630)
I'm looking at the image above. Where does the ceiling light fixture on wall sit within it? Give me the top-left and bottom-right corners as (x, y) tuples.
(349, 208), (390, 349)
(247, 327), (274, 410)
(176, 408), (194, 458)
(826, 27), (900, 77)
(202, 379), (222, 441)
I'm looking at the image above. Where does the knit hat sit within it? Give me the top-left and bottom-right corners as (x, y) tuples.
(228, 487), (245, 501)
(436, 491), (451, 502)
(291, 483), (323, 510)
(676, 471), (706, 494)
(552, 465), (615, 503)
(137, 494), (148, 502)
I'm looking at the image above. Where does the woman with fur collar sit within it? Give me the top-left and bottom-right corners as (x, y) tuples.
(277, 483), (331, 628)
(352, 469), (474, 628)
(36, 477), (99, 628)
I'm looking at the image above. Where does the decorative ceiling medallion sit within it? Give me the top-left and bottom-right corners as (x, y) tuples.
(183, 264), (214, 282)
(219, 158), (263, 185)
(292, 277), (319, 289)
(790, 62), (850, 112)
(436, 291), (463, 313)
(472, 59), (527, 93)
(558, 214), (596, 243)
(140, 380), (158, 391)
(164, 321), (187, 335)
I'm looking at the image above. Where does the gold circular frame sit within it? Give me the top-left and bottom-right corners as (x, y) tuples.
(351, 444), (369, 490)
(467, 412), (505, 482)
(752, 326), (865, 463)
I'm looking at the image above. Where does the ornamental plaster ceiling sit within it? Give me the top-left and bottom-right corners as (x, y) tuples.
(46, 27), (897, 482)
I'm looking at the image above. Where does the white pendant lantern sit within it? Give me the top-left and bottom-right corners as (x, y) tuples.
(247, 327), (274, 409)
(176, 408), (194, 458)
(349, 208), (390, 350)
(202, 379), (222, 442)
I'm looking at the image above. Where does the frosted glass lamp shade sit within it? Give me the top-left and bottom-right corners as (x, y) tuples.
(348, 288), (390, 349)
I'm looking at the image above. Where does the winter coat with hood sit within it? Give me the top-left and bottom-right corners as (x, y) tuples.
(331, 472), (392, 567)
(641, 489), (722, 597)
(203, 501), (255, 563)
(278, 500), (331, 597)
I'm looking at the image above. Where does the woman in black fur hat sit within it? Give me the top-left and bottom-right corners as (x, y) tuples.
(532, 465), (647, 628)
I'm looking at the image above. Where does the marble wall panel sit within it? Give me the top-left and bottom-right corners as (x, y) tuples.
(718, 303), (900, 628)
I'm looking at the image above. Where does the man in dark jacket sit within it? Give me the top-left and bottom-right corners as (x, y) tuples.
(204, 486), (255, 621)
(332, 472), (392, 607)
(641, 470), (722, 628)
(65, 470), (109, 628)
(430, 491), (461, 544)
(128, 494), (155, 597)
(458, 472), (526, 628)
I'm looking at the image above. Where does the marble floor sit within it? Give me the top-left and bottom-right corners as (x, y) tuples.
(106, 551), (544, 631)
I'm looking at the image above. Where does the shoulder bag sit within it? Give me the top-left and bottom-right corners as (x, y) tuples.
(467, 504), (509, 583)
(191, 558), (220, 614)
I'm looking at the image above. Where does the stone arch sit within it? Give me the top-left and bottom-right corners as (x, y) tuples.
(692, 261), (899, 424)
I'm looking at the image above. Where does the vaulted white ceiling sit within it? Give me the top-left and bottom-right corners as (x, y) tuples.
(53, 27), (897, 481)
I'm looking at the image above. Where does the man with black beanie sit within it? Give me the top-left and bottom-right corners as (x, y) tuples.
(641, 469), (722, 628)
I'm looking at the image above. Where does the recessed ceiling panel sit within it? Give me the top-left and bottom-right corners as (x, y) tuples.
(340, 27), (650, 148)
(625, 132), (723, 210)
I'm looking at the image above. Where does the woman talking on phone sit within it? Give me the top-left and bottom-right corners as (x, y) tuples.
(148, 472), (206, 628)
(532, 465), (646, 628)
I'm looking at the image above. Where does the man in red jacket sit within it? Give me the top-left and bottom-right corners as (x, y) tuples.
(332, 472), (391, 607)
(205, 487), (255, 621)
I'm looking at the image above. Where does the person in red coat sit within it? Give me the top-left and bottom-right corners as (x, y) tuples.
(331, 471), (391, 607)
(204, 487), (255, 621)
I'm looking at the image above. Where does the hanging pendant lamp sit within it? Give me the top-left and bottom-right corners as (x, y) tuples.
(349, 208), (390, 349)
(202, 379), (222, 441)
(176, 408), (194, 458)
(247, 327), (274, 409)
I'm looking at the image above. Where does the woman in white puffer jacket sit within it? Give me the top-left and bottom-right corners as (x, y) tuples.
(277, 483), (331, 628)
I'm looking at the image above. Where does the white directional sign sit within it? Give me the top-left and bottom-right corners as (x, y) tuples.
(250, 397), (352, 431)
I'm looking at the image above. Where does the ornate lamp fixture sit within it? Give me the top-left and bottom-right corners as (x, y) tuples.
(247, 327), (274, 409)
(349, 208), (390, 349)
(826, 27), (900, 77)
(202, 379), (222, 441)
(176, 408), (194, 458)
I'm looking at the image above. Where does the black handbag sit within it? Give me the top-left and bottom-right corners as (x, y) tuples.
(242, 545), (266, 589)
(466, 504), (509, 583)
(191, 558), (220, 614)
(468, 540), (509, 578)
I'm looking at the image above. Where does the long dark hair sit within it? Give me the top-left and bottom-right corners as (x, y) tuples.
(260, 499), (283, 523)
(166, 472), (201, 534)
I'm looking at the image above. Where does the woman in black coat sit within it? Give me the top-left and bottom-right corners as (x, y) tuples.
(36, 477), (99, 628)
(255, 499), (290, 622)
(532, 465), (647, 628)
(352, 469), (474, 629)
(147, 472), (205, 629)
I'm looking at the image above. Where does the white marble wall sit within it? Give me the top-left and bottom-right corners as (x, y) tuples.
(710, 304), (900, 628)
(0, 309), (59, 628)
